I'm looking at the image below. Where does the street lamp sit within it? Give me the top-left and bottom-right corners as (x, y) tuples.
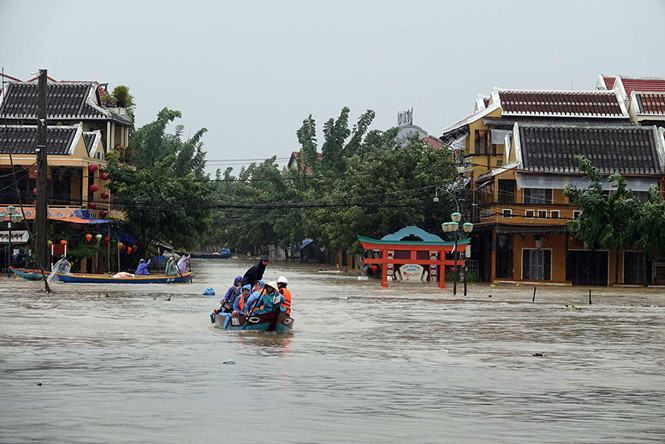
(6, 205), (22, 276)
(442, 212), (474, 296)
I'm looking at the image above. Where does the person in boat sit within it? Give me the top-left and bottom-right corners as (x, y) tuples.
(165, 256), (178, 276)
(250, 281), (285, 315)
(177, 254), (190, 274)
(241, 256), (269, 286)
(231, 284), (253, 316)
(276, 275), (292, 315)
(220, 275), (243, 313)
(135, 259), (151, 275)
(245, 280), (266, 313)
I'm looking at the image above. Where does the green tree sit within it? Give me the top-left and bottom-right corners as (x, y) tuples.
(565, 157), (639, 284)
(107, 108), (214, 255)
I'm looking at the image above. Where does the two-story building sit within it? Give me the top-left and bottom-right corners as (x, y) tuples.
(0, 77), (132, 271)
(440, 85), (665, 286)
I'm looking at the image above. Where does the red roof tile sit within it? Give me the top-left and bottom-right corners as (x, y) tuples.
(423, 135), (443, 149)
(620, 77), (665, 97)
(498, 90), (626, 118)
(635, 92), (665, 115)
(602, 76), (616, 90)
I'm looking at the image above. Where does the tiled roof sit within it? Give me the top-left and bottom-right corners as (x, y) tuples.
(83, 132), (96, 154)
(635, 92), (665, 116)
(602, 76), (616, 90)
(0, 82), (108, 120)
(518, 124), (661, 175)
(423, 135), (443, 149)
(498, 90), (626, 118)
(0, 126), (78, 155)
(620, 77), (665, 98)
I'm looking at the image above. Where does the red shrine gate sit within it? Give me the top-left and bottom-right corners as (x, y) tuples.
(358, 227), (469, 288)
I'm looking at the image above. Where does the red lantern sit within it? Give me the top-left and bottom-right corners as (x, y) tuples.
(126, 246), (133, 255)
(60, 239), (68, 246)
(100, 210), (108, 218)
(100, 191), (109, 199)
(103, 236), (110, 244)
(88, 202), (97, 210)
(100, 171), (110, 180)
(88, 163), (98, 173)
(32, 187), (38, 195)
(85, 233), (93, 242)
(89, 184), (99, 193)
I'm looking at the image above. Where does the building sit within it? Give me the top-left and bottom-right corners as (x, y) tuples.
(395, 108), (443, 149)
(440, 81), (665, 286)
(0, 76), (132, 271)
(597, 75), (665, 127)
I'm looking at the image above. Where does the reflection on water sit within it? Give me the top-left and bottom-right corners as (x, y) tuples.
(1, 259), (665, 443)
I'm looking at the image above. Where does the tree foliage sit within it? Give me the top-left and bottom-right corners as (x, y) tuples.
(108, 108), (214, 254)
(202, 107), (458, 257)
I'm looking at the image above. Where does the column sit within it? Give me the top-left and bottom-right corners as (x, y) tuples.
(381, 248), (388, 288)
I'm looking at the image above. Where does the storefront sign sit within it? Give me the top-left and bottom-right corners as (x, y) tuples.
(0, 230), (30, 244)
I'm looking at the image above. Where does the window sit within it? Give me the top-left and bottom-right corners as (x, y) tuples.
(633, 191), (650, 203)
(498, 180), (516, 204)
(573, 210), (582, 220)
(523, 249), (551, 281)
(502, 209), (512, 217)
(496, 234), (513, 279)
(525, 209), (535, 218)
(524, 188), (553, 204)
(550, 210), (560, 219)
(496, 159), (503, 167)
(537, 210), (548, 219)
(474, 130), (489, 155)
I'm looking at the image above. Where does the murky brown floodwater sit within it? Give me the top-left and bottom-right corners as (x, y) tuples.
(1, 259), (665, 443)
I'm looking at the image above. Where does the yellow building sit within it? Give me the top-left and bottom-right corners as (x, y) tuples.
(440, 87), (665, 285)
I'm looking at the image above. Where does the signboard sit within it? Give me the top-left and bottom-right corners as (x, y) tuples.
(397, 264), (426, 281)
(0, 230), (30, 244)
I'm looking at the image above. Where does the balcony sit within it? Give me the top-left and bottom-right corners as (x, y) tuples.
(477, 203), (576, 226)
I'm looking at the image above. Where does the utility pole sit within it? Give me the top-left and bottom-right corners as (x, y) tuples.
(35, 69), (48, 268)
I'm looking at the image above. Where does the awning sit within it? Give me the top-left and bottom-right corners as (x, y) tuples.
(516, 173), (657, 192)
(49, 216), (111, 224)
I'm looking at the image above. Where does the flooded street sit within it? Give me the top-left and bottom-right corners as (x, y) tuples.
(1, 259), (665, 443)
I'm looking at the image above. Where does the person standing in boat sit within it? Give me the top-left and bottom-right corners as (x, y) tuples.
(241, 256), (269, 286)
(165, 256), (178, 276)
(177, 254), (190, 274)
(276, 276), (292, 315)
(135, 259), (150, 275)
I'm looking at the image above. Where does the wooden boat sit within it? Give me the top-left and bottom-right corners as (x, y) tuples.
(191, 248), (232, 259)
(57, 272), (193, 284)
(9, 266), (48, 281)
(212, 310), (294, 333)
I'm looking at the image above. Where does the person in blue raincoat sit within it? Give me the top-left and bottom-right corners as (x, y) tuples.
(135, 259), (150, 275)
(244, 280), (265, 314)
(232, 284), (253, 316)
(250, 281), (285, 315)
(220, 275), (243, 313)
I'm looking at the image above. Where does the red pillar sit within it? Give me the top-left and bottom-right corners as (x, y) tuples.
(381, 248), (388, 288)
(439, 248), (446, 288)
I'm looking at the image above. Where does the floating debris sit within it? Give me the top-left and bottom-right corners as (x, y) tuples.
(222, 359), (236, 365)
(532, 352), (544, 357)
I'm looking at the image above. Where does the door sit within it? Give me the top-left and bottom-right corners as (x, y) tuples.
(567, 251), (608, 286)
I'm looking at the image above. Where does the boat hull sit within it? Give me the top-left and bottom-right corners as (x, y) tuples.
(57, 272), (193, 284)
(9, 267), (47, 281)
(213, 311), (294, 333)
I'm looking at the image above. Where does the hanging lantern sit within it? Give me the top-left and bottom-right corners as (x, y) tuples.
(100, 171), (110, 180)
(47, 240), (53, 246)
(60, 239), (68, 246)
(126, 246), (133, 255)
(95, 233), (103, 242)
(88, 202), (97, 210)
(89, 184), (99, 193)
(100, 210), (108, 218)
(32, 187), (38, 195)
(100, 191), (109, 200)
(103, 235), (111, 244)
(85, 233), (93, 242)
(88, 163), (98, 173)
(118, 242), (124, 249)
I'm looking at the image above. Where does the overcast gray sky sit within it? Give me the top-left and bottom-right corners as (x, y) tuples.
(2, 0), (665, 172)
